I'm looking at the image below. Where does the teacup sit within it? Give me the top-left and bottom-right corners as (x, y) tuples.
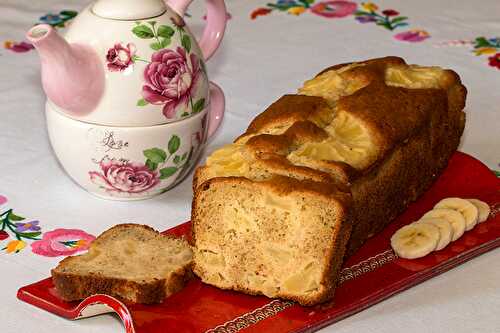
(47, 82), (224, 200)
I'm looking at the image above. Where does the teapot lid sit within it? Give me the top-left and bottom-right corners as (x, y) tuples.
(92, 0), (166, 20)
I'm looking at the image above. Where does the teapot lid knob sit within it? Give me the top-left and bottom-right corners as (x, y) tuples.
(92, 0), (166, 20)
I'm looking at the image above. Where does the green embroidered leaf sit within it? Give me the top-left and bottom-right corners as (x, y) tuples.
(474, 37), (491, 48)
(60, 10), (78, 19)
(168, 135), (181, 154)
(192, 98), (205, 114)
(9, 213), (25, 221)
(159, 167), (178, 179)
(158, 25), (175, 38)
(390, 16), (408, 24)
(181, 112), (189, 117)
(354, 10), (370, 16)
(150, 41), (163, 50)
(132, 25), (155, 39)
(145, 159), (158, 171)
(181, 152), (188, 161)
(181, 35), (191, 53)
(392, 22), (409, 29)
(143, 148), (167, 164)
(137, 98), (149, 106)
(19, 232), (41, 239)
(173, 155), (181, 165)
(298, 0), (311, 8)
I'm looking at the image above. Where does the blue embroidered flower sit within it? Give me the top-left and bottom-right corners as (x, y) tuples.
(39, 13), (63, 26)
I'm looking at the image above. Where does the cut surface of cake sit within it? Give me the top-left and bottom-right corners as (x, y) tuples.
(192, 57), (466, 305)
(52, 224), (193, 304)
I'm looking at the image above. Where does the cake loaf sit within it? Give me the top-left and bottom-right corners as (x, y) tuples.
(191, 57), (466, 306)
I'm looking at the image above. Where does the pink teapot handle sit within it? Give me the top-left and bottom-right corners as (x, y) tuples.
(165, 0), (227, 61)
(206, 82), (225, 139)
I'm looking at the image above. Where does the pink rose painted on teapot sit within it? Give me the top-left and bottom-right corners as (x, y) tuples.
(142, 47), (201, 119)
(106, 43), (136, 72)
(89, 157), (160, 194)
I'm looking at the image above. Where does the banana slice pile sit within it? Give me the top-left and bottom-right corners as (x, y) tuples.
(391, 198), (491, 259)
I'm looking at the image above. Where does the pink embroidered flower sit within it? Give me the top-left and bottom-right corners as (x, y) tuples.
(142, 47), (200, 119)
(89, 157), (160, 194)
(31, 229), (95, 257)
(106, 43), (136, 72)
(394, 29), (430, 43)
(311, 1), (357, 18)
(0, 195), (6, 205)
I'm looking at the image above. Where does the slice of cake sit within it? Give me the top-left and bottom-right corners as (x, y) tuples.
(52, 224), (193, 304)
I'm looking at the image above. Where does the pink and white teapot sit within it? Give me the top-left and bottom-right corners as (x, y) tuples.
(27, 0), (227, 200)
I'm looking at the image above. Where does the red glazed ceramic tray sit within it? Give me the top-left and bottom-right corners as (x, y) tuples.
(17, 152), (500, 333)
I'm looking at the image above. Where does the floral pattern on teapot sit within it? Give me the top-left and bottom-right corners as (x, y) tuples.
(105, 18), (207, 121)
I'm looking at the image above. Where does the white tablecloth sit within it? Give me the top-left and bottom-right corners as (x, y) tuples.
(1, 0), (499, 332)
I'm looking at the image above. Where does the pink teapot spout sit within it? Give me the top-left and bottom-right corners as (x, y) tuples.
(26, 24), (104, 116)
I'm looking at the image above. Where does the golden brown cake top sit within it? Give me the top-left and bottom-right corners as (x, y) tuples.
(197, 56), (466, 189)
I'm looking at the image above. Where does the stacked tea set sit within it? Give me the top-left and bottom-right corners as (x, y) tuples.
(27, 0), (227, 200)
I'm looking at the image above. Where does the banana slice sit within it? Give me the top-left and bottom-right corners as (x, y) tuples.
(416, 218), (453, 251)
(435, 198), (479, 231)
(466, 199), (490, 223)
(391, 223), (440, 259)
(422, 208), (465, 241)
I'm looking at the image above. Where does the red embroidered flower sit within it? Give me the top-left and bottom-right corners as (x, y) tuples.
(0, 230), (8, 241)
(382, 9), (399, 16)
(488, 53), (500, 69)
(251, 8), (272, 20)
(4, 40), (34, 53)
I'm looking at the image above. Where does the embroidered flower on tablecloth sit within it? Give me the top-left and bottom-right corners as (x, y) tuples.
(15, 221), (41, 233)
(311, 1), (357, 18)
(3, 10), (78, 54)
(3, 41), (34, 53)
(354, 3), (408, 31)
(31, 229), (96, 257)
(39, 13), (64, 26)
(251, 0), (357, 19)
(381, 9), (399, 16)
(0, 194), (96, 256)
(488, 53), (500, 69)
(394, 29), (430, 43)
(5, 240), (26, 254)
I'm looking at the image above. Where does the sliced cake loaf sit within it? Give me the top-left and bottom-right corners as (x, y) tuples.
(192, 57), (466, 305)
(52, 224), (193, 304)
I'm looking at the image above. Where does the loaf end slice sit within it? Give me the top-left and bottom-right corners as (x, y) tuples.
(51, 224), (193, 304)
(192, 176), (352, 306)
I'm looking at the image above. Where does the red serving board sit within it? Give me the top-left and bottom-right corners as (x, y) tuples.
(17, 152), (500, 333)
